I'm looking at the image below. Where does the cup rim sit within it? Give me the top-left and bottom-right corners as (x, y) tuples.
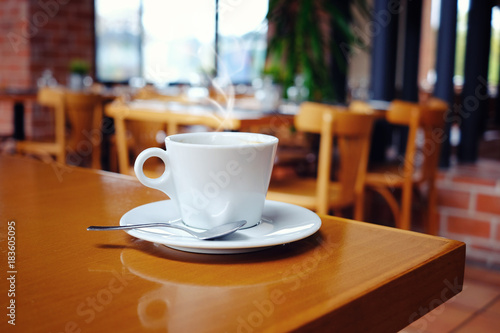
(165, 132), (278, 148)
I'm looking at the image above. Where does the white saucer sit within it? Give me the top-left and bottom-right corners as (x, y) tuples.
(120, 200), (321, 254)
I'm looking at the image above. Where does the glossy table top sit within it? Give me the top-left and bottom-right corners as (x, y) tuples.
(0, 155), (465, 332)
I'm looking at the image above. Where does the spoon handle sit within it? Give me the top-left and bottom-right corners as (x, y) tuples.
(87, 223), (174, 231)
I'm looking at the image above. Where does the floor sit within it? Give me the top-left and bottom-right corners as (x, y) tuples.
(399, 263), (500, 333)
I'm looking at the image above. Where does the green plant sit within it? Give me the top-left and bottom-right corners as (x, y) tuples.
(265, 0), (369, 102)
(69, 59), (90, 75)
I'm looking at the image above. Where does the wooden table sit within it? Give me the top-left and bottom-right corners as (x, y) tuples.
(0, 89), (38, 140)
(105, 99), (293, 174)
(0, 155), (465, 332)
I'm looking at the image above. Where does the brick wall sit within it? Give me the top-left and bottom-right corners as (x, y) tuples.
(0, 0), (31, 89)
(437, 160), (500, 269)
(28, 0), (95, 85)
(0, 0), (94, 136)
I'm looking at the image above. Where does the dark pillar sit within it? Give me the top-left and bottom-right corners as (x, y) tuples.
(458, 0), (493, 163)
(434, 0), (458, 168)
(400, 0), (422, 102)
(395, 0), (423, 156)
(370, 0), (400, 101)
(13, 102), (25, 140)
(369, 0), (401, 162)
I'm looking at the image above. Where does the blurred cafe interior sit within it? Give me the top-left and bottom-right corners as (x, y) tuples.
(2, 0), (500, 331)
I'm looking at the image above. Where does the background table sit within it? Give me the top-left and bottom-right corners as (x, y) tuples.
(105, 99), (293, 174)
(0, 155), (465, 332)
(0, 89), (38, 140)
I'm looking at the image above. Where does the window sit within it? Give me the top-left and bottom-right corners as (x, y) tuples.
(421, 0), (500, 88)
(95, 0), (142, 83)
(218, 0), (268, 84)
(489, 6), (500, 85)
(453, 0), (500, 86)
(95, 0), (268, 85)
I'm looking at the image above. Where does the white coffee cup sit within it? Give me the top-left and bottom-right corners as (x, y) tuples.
(134, 132), (278, 230)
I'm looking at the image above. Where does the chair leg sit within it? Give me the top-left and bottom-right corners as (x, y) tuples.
(426, 179), (439, 235)
(115, 117), (129, 174)
(398, 182), (414, 230)
(91, 143), (101, 169)
(108, 137), (118, 173)
(354, 190), (365, 221)
(370, 186), (401, 228)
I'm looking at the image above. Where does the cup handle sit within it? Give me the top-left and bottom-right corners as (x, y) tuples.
(134, 148), (174, 197)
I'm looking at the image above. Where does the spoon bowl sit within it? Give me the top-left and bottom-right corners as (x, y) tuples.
(87, 220), (247, 240)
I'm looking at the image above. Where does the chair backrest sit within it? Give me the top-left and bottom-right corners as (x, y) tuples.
(295, 102), (375, 212)
(126, 120), (166, 156)
(419, 98), (448, 181)
(127, 89), (170, 156)
(295, 101), (342, 133)
(384, 98), (448, 181)
(385, 100), (421, 126)
(35, 87), (66, 163)
(348, 100), (373, 114)
(37, 86), (65, 143)
(420, 98), (447, 127)
(38, 86), (65, 106)
(64, 91), (103, 168)
(335, 111), (377, 201)
(384, 100), (421, 181)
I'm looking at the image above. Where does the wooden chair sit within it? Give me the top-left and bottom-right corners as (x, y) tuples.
(110, 90), (191, 176)
(112, 109), (223, 176)
(266, 102), (375, 217)
(111, 83), (261, 176)
(417, 98), (448, 235)
(118, 120), (167, 177)
(358, 98), (448, 234)
(16, 87), (66, 163)
(64, 91), (103, 169)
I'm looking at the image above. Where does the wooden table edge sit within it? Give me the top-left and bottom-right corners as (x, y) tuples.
(289, 215), (466, 333)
